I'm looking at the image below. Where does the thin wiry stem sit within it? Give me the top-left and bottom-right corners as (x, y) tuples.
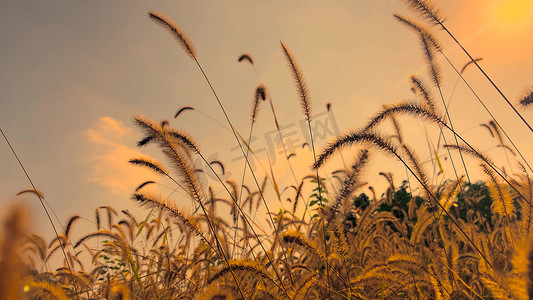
(444, 143), (532, 210)
(436, 48), (533, 173)
(401, 0), (533, 135)
(442, 24), (533, 134)
(313, 130), (494, 269)
(0, 127), (81, 298)
(397, 3), (532, 172)
(133, 117), (250, 299)
(192, 58), (293, 294)
(141, 124), (283, 294)
(148, 21), (295, 289)
(238, 52), (300, 186)
(415, 28), (472, 183)
(233, 84), (267, 258)
(281, 40), (333, 290)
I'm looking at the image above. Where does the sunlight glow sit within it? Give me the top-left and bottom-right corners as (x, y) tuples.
(491, 0), (533, 29)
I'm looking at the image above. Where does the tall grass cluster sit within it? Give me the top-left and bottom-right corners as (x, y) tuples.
(3, 0), (533, 299)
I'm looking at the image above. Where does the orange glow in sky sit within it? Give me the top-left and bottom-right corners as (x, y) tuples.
(456, 0), (533, 63)
(491, 0), (533, 29)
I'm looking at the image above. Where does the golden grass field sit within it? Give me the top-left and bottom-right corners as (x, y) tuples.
(1, 0), (533, 299)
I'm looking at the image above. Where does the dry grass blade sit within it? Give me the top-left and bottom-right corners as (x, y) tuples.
(149, 11), (197, 59)
(280, 41), (311, 122)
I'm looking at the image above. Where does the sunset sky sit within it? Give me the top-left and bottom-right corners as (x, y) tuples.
(1, 0), (532, 238)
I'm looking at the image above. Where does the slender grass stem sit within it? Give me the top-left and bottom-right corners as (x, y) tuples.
(0, 126), (81, 299)
(193, 58), (293, 295)
(438, 24), (533, 135)
(437, 49), (533, 173)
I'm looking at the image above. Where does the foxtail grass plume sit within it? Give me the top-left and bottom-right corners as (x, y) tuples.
(401, 0), (444, 26)
(129, 157), (169, 176)
(313, 131), (398, 169)
(393, 14), (441, 51)
(280, 41), (311, 122)
(174, 106), (194, 118)
(132, 192), (206, 240)
(209, 160), (225, 175)
(389, 114), (403, 143)
(480, 123), (494, 138)
(281, 231), (326, 264)
(362, 102), (445, 133)
(443, 143), (493, 166)
(329, 149), (369, 220)
(410, 75), (436, 113)
(251, 84), (267, 123)
(149, 11), (197, 59)
(74, 230), (118, 248)
(482, 164), (513, 218)
(519, 88), (533, 109)
(16, 188), (45, 199)
(208, 261), (272, 285)
(420, 34), (441, 87)
(135, 180), (156, 191)
(292, 180), (304, 214)
(401, 144), (430, 198)
(168, 129), (201, 154)
(238, 53), (254, 65)
(460, 58), (483, 74)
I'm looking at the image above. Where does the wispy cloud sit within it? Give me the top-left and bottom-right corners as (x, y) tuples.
(85, 116), (157, 195)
